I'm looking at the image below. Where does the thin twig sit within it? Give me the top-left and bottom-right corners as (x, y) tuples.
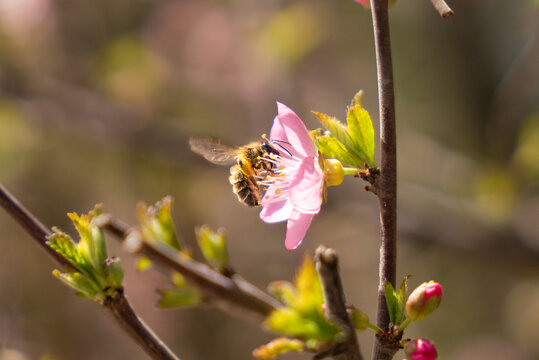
(315, 245), (362, 360)
(429, 0), (454, 19)
(0, 183), (180, 360)
(368, 0), (399, 359)
(105, 290), (179, 360)
(96, 214), (281, 322)
(0, 184), (73, 269)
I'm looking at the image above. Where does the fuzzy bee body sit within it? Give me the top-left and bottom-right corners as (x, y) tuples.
(189, 137), (280, 207)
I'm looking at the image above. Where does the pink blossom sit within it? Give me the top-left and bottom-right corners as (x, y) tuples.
(404, 339), (438, 360)
(423, 281), (443, 300)
(355, 0), (367, 4)
(259, 103), (324, 250)
(406, 281), (443, 321)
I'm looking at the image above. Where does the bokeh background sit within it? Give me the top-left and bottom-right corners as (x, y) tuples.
(0, 0), (538, 359)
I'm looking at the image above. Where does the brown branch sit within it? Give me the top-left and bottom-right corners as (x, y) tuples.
(368, 0), (398, 360)
(0, 183), (73, 269)
(105, 290), (179, 360)
(0, 183), (180, 360)
(429, 0), (454, 19)
(315, 245), (363, 360)
(96, 214), (281, 322)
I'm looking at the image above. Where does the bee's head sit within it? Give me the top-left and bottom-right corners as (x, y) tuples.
(261, 141), (280, 156)
(260, 134), (289, 156)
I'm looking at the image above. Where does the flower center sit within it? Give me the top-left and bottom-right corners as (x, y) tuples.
(256, 152), (301, 204)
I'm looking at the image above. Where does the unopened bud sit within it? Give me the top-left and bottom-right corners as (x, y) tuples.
(346, 306), (369, 332)
(404, 338), (438, 360)
(323, 159), (344, 187)
(104, 257), (124, 289)
(406, 281), (442, 321)
(195, 225), (228, 273)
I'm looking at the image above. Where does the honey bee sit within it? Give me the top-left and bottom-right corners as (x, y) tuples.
(189, 136), (281, 207)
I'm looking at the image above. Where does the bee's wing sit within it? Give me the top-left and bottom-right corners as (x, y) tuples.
(189, 136), (238, 165)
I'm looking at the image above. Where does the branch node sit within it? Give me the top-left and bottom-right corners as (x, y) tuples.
(315, 245), (363, 360)
(98, 214), (281, 322)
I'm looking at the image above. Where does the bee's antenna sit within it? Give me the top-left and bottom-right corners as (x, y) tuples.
(261, 134), (293, 156)
(271, 141), (292, 157)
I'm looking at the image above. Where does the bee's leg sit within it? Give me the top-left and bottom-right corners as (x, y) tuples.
(239, 159), (254, 177)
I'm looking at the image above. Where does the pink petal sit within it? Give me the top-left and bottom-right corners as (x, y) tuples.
(270, 102), (317, 158)
(260, 198), (293, 224)
(269, 110), (287, 145)
(288, 158), (323, 214)
(285, 210), (315, 250)
(268, 117), (301, 159)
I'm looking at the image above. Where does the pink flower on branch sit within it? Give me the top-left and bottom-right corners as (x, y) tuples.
(404, 339), (438, 360)
(259, 103), (324, 250)
(406, 281), (443, 321)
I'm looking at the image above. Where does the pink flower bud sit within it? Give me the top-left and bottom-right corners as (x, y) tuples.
(404, 339), (438, 360)
(405, 281), (442, 321)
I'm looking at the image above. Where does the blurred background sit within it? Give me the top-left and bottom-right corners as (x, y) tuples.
(0, 0), (538, 359)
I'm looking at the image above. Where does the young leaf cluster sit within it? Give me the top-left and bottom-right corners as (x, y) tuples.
(312, 90), (376, 169)
(136, 197), (203, 308)
(136, 196), (181, 250)
(195, 225), (229, 274)
(384, 275), (410, 326)
(255, 257), (340, 358)
(47, 205), (124, 301)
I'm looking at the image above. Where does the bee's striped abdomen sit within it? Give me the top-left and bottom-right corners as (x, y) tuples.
(229, 164), (260, 207)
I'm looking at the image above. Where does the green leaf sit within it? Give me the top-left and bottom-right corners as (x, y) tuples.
(395, 275), (410, 324)
(195, 225), (228, 272)
(349, 89), (363, 108)
(104, 257), (124, 289)
(384, 281), (398, 325)
(295, 257), (324, 310)
(267, 281), (296, 307)
(156, 287), (202, 308)
(314, 135), (363, 168)
(267, 309), (318, 339)
(312, 93), (377, 168)
(53, 269), (100, 299)
(47, 231), (82, 266)
(312, 111), (352, 150)
(67, 204), (103, 248)
(267, 308), (338, 341)
(155, 197), (179, 249)
(348, 308), (369, 332)
(78, 225), (108, 275)
(263, 257), (339, 342)
(137, 196), (181, 250)
(346, 106), (375, 166)
(49, 206), (124, 302)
